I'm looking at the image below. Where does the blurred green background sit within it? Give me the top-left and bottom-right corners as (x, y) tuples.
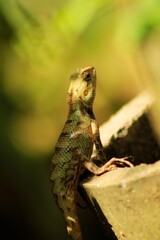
(0, 0), (160, 239)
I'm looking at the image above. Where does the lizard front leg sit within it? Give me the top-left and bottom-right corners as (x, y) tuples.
(84, 156), (133, 175)
(84, 120), (133, 176)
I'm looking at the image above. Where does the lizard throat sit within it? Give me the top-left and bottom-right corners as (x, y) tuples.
(67, 89), (95, 110)
(68, 97), (95, 120)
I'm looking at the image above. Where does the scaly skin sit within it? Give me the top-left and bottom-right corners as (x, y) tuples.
(50, 67), (133, 240)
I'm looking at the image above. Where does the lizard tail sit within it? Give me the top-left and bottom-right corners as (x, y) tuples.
(62, 199), (83, 240)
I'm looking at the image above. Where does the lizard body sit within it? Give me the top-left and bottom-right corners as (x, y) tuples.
(50, 67), (133, 240)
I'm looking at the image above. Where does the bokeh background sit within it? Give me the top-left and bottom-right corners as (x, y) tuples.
(0, 0), (160, 239)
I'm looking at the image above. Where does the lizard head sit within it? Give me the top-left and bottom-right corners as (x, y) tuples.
(68, 66), (96, 109)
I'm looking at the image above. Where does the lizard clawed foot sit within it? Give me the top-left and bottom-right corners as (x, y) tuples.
(103, 156), (134, 171)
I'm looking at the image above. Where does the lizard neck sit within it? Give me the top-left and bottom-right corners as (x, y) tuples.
(68, 100), (95, 120)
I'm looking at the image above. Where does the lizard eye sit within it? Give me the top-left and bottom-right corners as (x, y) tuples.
(83, 72), (91, 81)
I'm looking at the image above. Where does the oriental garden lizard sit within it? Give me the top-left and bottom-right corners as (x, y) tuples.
(50, 67), (133, 240)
